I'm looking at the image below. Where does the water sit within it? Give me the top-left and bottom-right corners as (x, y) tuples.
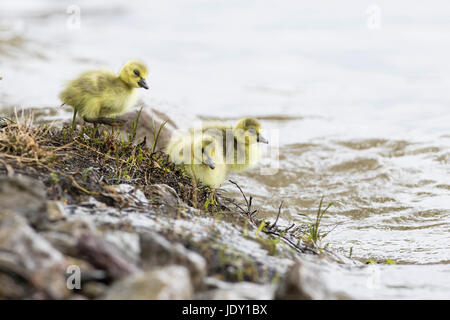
(1, 0), (449, 298)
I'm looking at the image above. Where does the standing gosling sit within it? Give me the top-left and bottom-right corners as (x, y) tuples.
(192, 117), (268, 172)
(59, 60), (149, 130)
(167, 133), (226, 188)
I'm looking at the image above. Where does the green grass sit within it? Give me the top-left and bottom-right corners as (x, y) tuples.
(129, 106), (143, 142)
(304, 196), (333, 247)
(151, 116), (168, 154)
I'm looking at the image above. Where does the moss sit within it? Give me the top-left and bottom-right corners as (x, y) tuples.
(365, 258), (397, 265)
(384, 259), (396, 265)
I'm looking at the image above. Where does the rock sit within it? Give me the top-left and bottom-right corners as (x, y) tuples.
(139, 231), (206, 288)
(0, 250), (31, 297)
(81, 282), (108, 299)
(110, 184), (134, 194)
(103, 265), (193, 300)
(0, 176), (48, 227)
(43, 217), (99, 237)
(79, 196), (108, 209)
(67, 294), (88, 300)
(0, 210), (69, 299)
(77, 233), (141, 280)
(275, 261), (334, 300)
(40, 218), (100, 257)
(46, 200), (67, 222)
(275, 262), (312, 299)
(102, 184), (151, 208)
(104, 231), (141, 265)
(43, 220), (141, 280)
(198, 278), (275, 300)
(30, 263), (72, 299)
(41, 231), (79, 257)
(0, 210), (64, 271)
(134, 189), (149, 205)
(0, 271), (28, 299)
(146, 184), (182, 208)
(120, 108), (176, 152)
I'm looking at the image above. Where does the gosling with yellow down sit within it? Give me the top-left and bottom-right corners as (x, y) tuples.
(191, 117), (268, 172)
(167, 133), (226, 188)
(59, 60), (149, 130)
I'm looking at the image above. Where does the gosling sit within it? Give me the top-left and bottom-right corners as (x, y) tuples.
(59, 60), (149, 130)
(191, 117), (268, 172)
(167, 133), (226, 188)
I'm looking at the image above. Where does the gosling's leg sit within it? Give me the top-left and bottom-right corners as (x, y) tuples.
(93, 123), (100, 138)
(71, 108), (78, 132)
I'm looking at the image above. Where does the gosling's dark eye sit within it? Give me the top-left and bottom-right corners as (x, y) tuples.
(201, 147), (205, 153)
(134, 69), (140, 77)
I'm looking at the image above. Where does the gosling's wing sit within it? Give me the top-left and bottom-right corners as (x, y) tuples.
(74, 70), (118, 95)
(59, 70), (116, 107)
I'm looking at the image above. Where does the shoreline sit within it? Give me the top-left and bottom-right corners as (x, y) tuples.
(0, 112), (349, 299)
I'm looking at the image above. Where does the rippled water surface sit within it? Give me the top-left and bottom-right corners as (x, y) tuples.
(1, 0), (449, 298)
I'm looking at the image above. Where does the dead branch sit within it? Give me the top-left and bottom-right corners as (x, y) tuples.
(269, 201), (283, 230)
(228, 180), (319, 256)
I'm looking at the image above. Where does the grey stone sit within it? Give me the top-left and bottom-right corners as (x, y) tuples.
(198, 278), (275, 300)
(140, 231), (206, 289)
(275, 261), (316, 300)
(46, 200), (67, 222)
(102, 265), (193, 300)
(0, 210), (69, 298)
(43, 217), (99, 237)
(39, 216), (104, 263)
(146, 184), (182, 208)
(0, 176), (48, 226)
(77, 233), (141, 280)
(0, 210), (64, 270)
(81, 282), (108, 299)
(41, 231), (79, 256)
(120, 108), (176, 152)
(104, 231), (141, 265)
(38, 217), (100, 258)
(0, 271), (28, 299)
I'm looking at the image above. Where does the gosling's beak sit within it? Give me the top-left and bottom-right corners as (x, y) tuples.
(257, 134), (268, 144)
(138, 78), (149, 89)
(204, 156), (215, 170)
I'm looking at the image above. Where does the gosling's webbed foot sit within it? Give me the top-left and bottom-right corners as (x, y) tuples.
(83, 117), (127, 127)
